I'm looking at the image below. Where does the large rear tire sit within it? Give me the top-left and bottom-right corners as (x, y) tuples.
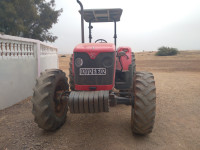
(69, 56), (75, 91)
(131, 71), (156, 135)
(31, 69), (69, 131)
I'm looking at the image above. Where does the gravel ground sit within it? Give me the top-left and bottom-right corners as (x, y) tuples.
(0, 51), (200, 150)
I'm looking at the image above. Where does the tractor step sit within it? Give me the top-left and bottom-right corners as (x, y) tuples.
(69, 91), (109, 113)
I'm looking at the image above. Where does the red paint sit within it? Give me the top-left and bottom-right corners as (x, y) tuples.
(75, 84), (114, 91)
(74, 43), (115, 59)
(72, 43), (116, 91)
(88, 52), (98, 59)
(116, 47), (132, 71)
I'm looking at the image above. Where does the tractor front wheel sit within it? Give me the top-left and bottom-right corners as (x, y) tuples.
(131, 71), (156, 135)
(69, 55), (75, 91)
(31, 69), (69, 131)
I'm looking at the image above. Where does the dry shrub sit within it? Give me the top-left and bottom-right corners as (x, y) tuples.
(156, 46), (178, 56)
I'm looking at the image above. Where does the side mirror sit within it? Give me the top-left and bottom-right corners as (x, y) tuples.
(117, 51), (126, 57)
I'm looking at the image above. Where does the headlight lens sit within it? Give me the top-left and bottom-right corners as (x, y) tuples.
(75, 58), (83, 67)
(103, 57), (113, 68)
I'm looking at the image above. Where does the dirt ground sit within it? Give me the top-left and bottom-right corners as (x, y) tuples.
(0, 51), (200, 150)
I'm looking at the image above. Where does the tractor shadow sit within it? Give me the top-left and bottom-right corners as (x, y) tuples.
(37, 105), (151, 149)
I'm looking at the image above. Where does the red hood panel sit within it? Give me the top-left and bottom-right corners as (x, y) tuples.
(74, 43), (115, 53)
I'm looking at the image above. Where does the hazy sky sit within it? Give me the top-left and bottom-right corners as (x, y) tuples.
(50, 0), (200, 54)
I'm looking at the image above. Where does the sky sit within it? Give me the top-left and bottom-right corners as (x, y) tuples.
(49, 0), (200, 54)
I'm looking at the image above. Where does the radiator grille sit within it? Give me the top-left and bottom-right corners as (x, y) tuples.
(74, 52), (115, 85)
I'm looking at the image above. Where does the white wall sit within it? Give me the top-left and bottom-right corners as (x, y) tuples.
(0, 34), (58, 110)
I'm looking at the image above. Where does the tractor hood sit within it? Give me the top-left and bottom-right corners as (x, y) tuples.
(73, 43), (116, 91)
(74, 43), (115, 53)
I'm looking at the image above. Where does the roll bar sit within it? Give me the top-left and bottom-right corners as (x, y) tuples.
(76, 0), (85, 43)
(76, 1), (122, 48)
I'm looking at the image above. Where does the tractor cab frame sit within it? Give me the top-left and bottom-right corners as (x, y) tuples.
(78, 6), (122, 47)
(77, 1), (133, 90)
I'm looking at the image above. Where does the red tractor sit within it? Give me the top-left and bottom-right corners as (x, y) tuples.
(31, 0), (156, 135)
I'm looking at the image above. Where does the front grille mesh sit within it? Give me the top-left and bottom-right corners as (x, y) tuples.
(74, 52), (115, 85)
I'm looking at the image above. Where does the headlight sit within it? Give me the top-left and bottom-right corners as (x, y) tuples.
(75, 58), (83, 67)
(103, 57), (113, 68)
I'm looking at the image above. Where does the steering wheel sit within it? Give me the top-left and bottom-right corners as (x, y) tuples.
(95, 39), (107, 43)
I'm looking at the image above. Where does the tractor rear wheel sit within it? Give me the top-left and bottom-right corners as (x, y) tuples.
(31, 69), (69, 131)
(131, 71), (156, 135)
(69, 55), (75, 91)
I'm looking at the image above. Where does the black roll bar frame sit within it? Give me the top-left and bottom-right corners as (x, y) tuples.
(76, 0), (118, 48)
(76, 0), (85, 43)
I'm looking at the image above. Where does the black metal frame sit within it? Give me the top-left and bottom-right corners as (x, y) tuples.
(89, 21), (92, 43)
(76, 0), (118, 48)
(77, 0), (85, 43)
(114, 21), (117, 47)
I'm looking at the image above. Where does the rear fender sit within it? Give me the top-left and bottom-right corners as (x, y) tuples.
(116, 47), (132, 71)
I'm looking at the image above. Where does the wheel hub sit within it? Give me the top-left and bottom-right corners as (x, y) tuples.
(54, 90), (68, 117)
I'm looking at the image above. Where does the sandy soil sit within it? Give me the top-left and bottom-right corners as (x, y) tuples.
(0, 51), (200, 150)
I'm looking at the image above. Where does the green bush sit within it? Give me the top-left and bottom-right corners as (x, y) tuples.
(155, 46), (178, 56)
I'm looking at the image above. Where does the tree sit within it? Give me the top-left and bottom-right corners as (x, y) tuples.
(0, 0), (62, 42)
